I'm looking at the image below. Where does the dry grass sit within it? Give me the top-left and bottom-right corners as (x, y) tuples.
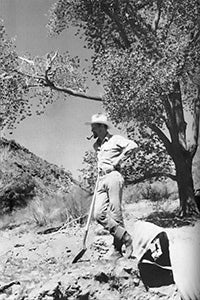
(0, 145), (11, 164)
(28, 185), (91, 227)
(0, 184), (91, 230)
(0, 206), (33, 230)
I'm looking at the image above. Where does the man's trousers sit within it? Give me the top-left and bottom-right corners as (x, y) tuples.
(93, 171), (126, 240)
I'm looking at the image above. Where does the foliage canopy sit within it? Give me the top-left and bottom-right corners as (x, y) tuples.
(48, 0), (200, 214)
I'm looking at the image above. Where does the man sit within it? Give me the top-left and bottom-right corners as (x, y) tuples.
(86, 113), (138, 259)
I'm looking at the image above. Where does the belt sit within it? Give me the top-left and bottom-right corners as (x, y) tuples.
(98, 169), (113, 176)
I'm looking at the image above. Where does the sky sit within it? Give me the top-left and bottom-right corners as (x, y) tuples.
(0, 0), (123, 179)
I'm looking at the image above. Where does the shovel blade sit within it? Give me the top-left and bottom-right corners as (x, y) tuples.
(72, 248), (87, 264)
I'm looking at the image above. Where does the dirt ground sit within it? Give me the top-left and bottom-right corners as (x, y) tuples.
(0, 200), (200, 300)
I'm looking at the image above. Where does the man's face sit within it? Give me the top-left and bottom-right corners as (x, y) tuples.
(91, 123), (102, 138)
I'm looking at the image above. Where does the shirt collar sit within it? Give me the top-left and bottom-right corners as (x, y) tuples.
(104, 133), (112, 142)
(97, 133), (112, 146)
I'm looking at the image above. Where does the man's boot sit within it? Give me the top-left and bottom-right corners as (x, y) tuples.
(108, 237), (123, 260)
(121, 232), (133, 258)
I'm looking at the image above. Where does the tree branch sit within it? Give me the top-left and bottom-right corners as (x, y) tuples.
(152, 0), (162, 32)
(161, 9), (176, 41)
(44, 83), (103, 101)
(169, 81), (187, 150)
(176, 27), (200, 76)
(42, 64), (102, 100)
(15, 70), (45, 81)
(17, 58), (103, 102)
(162, 95), (173, 129)
(18, 56), (34, 65)
(125, 171), (177, 185)
(149, 123), (173, 155)
(125, 2), (161, 57)
(101, 2), (131, 49)
(189, 86), (200, 157)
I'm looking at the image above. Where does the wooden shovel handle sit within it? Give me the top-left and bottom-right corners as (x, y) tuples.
(83, 176), (99, 248)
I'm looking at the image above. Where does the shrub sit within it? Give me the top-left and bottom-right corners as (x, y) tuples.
(140, 182), (172, 202)
(124, 180), (178, 205)
(0, 173), (36, 214)
(123, 184), (143, 204)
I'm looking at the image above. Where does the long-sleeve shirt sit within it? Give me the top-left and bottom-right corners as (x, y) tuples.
(93, 133), (138, 173)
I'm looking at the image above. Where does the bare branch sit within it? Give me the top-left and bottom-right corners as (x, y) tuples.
(18, 56), (34, 65)
(46, 51), (58, 69)
(26, 84), (45, 88)
(51, 51), (58, 62)
(15, 70), (45, 81)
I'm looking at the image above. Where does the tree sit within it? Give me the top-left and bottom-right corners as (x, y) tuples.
(0, 19), (27, 134)
(47, 0), (200, 216)
(0, 19), (101, 134)
(79, 150), (98, 193)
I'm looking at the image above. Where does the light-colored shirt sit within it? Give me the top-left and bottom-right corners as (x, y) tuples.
(93, 133), (138, 173)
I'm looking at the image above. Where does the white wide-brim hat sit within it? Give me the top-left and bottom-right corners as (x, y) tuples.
(85, 113), (111, 128)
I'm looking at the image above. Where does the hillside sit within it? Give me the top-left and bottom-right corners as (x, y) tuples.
(0, 138), (80, 215)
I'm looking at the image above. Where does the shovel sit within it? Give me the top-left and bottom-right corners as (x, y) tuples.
(72, 176), (99, 263)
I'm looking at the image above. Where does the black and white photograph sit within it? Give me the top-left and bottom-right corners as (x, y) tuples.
(0, 1), (200, 299)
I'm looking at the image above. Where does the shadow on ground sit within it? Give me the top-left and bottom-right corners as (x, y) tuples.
(142, 210), (200, 228)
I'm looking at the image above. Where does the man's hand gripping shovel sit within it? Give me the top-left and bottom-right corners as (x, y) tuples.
(72, 176), (99, 263)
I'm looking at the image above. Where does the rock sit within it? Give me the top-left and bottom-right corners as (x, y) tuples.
(0, 237), (13, 256)
(14, 243), (25, 248)
(28, 280), (59, 300)
(94, 272), (109, 283)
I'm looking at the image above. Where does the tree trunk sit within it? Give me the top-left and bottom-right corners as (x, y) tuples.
(163, 81), (199, 216)
(174, 152), (197, 216)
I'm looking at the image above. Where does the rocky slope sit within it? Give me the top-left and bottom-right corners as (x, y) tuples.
(0, 138), (77, 214)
